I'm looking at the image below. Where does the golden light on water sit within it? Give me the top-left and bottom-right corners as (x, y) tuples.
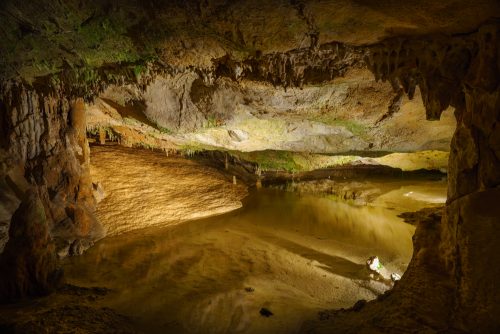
(64, 146), (446, 333)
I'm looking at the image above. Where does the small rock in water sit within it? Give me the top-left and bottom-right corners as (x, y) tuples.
(245, 287), (255, 292)
(260, 308), (273, 317)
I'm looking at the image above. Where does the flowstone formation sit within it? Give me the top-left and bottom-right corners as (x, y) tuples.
(0, 86), (103, 300)
(0, 1), (499, 332)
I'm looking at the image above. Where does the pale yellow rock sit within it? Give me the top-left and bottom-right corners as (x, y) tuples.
(90, 146), (247, 236)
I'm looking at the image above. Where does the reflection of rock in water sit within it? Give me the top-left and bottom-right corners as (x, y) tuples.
(398, 207), (444, 226)
(50, 147), (447, 333)
(57, 178), (447, 333)
(273, 178), (447, 209)
(402, 190), (446, 203)
(90, 145), (248, 236)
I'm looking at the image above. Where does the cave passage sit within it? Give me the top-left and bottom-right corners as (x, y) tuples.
(1, 1), (499, 333)
(59, 145), (445, 334)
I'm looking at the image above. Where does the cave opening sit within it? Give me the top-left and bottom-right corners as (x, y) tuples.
(1, 1), (499, 333)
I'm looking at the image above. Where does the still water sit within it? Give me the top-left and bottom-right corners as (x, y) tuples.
(63, 183), (444, 334)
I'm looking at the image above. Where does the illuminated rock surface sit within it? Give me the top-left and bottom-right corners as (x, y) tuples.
(90, 145), (247, 235)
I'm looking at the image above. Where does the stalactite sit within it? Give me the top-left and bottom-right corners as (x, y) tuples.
(302, 21), (500, 333)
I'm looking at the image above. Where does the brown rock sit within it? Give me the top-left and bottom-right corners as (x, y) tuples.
(0, 191), (62, 302)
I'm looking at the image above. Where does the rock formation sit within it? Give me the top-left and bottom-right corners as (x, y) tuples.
(0, 191), (61, 300)
(0, 84), (103, 300)
(0, 0), (499, 331)
(304, 21), (500, 333)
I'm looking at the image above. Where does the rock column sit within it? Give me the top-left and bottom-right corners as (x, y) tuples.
(441, 25), (500, 332)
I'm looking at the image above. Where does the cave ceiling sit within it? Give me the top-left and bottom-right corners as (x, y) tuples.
(1, 0), (499, 81)
(0, 1), (499, 155)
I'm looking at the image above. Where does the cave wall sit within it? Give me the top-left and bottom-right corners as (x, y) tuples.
(90, 68), (455, 154)
(368, 22), (500, 332)
(441, 27), (500, 330)
(398, 23), (500, 332)
(304, 21), (500, 334)
(0, 84), (103, 301)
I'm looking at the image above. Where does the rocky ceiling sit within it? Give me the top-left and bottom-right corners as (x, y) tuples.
(1, 0), (499, 81)
(5, 0), (497, 155)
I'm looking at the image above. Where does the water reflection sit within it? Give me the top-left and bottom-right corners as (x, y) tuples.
(64, 188), (424, 334)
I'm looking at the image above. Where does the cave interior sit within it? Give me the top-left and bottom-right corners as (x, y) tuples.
(0, 0), (499, 333)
